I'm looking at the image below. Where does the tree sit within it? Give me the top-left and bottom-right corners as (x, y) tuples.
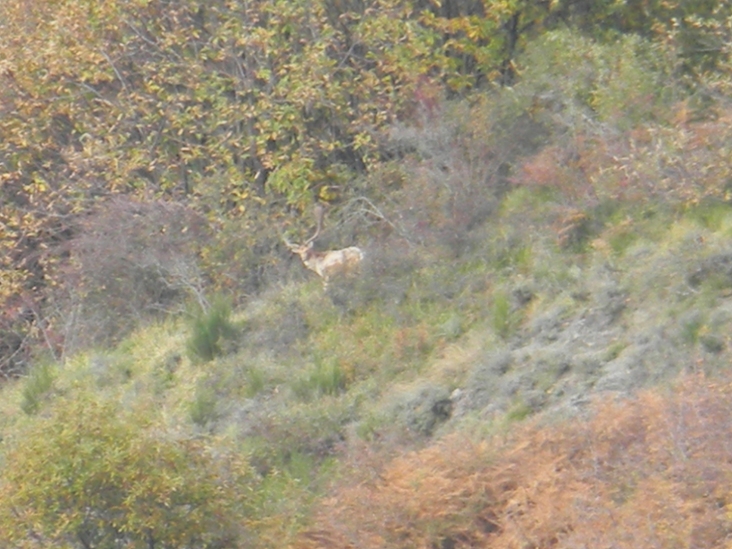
(0, 395), (251, 548)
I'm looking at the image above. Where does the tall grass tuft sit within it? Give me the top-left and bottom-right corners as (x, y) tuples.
(186, 297), (236, 363)
(291, 359), (348, 401)
(491, 290), (514, 339)
(21, 362), (56, 415)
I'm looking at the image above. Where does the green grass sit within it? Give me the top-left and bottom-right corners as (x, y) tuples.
(186, 297), (236, 363)
(491, 290), (516, 339)
(290, 359), (348, 401)
(21, 362), (56, 415)
(680, 313), (704, 346)
(189, 383), (220, 427)
(684, 200), (732, 231)
(505, 399), (534, 422)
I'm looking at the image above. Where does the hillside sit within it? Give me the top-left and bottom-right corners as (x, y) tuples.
(2, 1), (732, 548)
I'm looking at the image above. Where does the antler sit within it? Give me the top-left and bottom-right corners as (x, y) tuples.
(281, 203), (325, 251)
(281, 231), (296, 250)
(304, 203), (325, 247)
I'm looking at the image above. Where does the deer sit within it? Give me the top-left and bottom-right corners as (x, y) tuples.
(282, 204), (364, 289)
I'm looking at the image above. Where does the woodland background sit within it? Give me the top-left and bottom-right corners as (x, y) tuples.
(1, 0), (732, 547)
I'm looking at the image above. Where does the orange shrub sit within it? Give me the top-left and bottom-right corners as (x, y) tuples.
(298, 373), (732, 548)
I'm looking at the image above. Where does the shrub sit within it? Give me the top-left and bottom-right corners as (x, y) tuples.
(491, 289), (518, 339)
(291, 359), (348, 401)
(390, 383), (453, 437)
(186, 297), (236, 363)
(515, 30), (674, 130)
(65, 197), (209, 350)
(298, 374), (732, 549)
(20, 362), (56, 415)
(0, 396), (250, 549)
(189, 383), (221, 428)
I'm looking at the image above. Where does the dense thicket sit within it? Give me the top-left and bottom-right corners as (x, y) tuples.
(0, 0), (730, 369)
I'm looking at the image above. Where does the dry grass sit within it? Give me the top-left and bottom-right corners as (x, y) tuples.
(297, 372), (732, 548)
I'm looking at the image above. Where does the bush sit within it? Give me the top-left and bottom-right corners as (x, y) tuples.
(515, 31), (674, 129)
(189, 382), (221, 428)
(298, 374), (732, 549)
(0, 396), (251, 549)
(186, 297), (236, 363)
(20, 362), (56, 415)
(290, 359), (349, 401)
(65, 197), (209, 350)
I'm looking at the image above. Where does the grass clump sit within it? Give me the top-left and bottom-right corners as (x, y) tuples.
(189, 382), (220, 428)
(491, 289), (522, 339)
(679, 311), (705, 346)
(291, 359), (349, 401)
(20, 362), (56, 415)
(244, 366), (267, 397)
(186, 297), (236, 363)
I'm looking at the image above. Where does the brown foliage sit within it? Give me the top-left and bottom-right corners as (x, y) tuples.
(62, 196), (209, 349)
(513, 105), (732, 210)
(298, 373), (732, 548)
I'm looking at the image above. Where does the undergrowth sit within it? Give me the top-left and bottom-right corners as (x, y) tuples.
(5, 25), (732, 549)
(298, 373), (732, 549)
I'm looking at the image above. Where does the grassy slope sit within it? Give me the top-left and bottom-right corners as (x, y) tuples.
(5, 33), (732, 548)
(6, 181), (732, 546)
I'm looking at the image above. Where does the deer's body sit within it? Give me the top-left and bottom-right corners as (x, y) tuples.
(292, 244), (364, 286)
(283, 205), (363, 288)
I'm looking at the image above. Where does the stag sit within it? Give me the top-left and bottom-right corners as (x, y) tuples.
(283, 204), (364, 288)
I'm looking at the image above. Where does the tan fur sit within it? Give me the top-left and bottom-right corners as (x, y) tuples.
(283, 205), (363, 288)
(290, 243), (364, 287)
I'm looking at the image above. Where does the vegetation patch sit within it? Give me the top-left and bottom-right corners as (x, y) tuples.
(186, 297), (237, 363)
(3, 2), (732, 547)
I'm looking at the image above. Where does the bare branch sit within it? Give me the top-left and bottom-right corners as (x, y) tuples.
(341, 196), (416, 247)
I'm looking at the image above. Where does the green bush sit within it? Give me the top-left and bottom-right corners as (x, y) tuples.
(20, 362), (56, 415)
(189, 383), (220, 428)
(491, 290), (515, 339)
(244, 367), (267, 397)
(291, 359), (348, 401)
(186, 297), (236, 363)
(515, 30), (674, 129)
(0, 396), (251, 549)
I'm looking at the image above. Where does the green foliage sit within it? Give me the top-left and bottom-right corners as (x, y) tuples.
(247, 393), (354, 472)
(0, 0), (729, 374)
(505, 398), (533, 422)
(515, 30), (674, 129)
(0, 396), (250, 549)
(4, 3), (732, 547)
(0, 0), (452, 212)
(244, 366), (267, 397)
(491, 289), (515, 339)
(189, 383), (221, 428)
(438, 313), (465, 341)
(683, 200), (732, 231)
(680, 311), (704, 346)
(606, 220), (639, 256)
(186, 297), (236, 363)
(247, 450), (334, 548)
(291, 359), (348, 401)
(20, 362), (56, 415)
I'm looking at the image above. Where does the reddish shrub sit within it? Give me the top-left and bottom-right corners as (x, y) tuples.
(298, 373), (732, 548)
